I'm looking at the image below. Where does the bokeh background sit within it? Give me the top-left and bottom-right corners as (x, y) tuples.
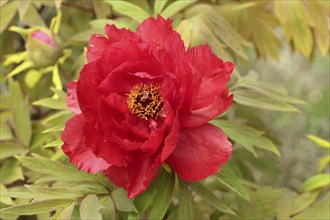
(0, 0), (329, 219)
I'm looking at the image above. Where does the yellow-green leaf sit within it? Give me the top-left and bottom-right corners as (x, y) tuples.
(212, 165), (250, 202)
(161, 0), (197, 18)
(0, 199), (73, 215)
(104, 0), (149, 23)
(300, 174), (330, 192)
(80, 195), (103, 220)
(0, 1), (18, 33)
(307, 134), (330, 148)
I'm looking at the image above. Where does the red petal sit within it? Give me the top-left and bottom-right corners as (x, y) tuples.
(61, 114), (110, 174)
(105, 24), (137, 43)
(137, 15), (185, 63)
(66, 82), (81, 115)
(180, 46), (234, 127)
(104, 154), (161, 199)
(166, 123), (232, 181)
(161, 111), (180, 162)
(181, 93), (234, 128)
(76, 62), (99, 121)
(87, 34), (110, 63)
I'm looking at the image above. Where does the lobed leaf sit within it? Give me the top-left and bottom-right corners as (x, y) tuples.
(111, 188), (137, 213)
(80, 195), (103, 220)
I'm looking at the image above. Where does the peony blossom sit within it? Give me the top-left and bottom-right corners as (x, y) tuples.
(62, 15), (234, 199)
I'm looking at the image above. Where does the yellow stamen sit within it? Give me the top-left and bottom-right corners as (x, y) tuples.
(127, 83), (163, 120)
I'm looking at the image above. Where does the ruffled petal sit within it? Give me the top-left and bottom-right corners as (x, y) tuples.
(83, 122), (133, 166)
(87, 34), (110, 63)
(61, 114), (110, 174)
(161, 111), (180, 162)
(76, 62), (100, 121)
(104, 154), (161, 199)
(181, 93), (234, 128)
(137, 15), (186, 63)
(180, 45), (234, 127)
(66, 82), (81, 115)
(166, 123), (232, 181)
(105, 24), (137, 43)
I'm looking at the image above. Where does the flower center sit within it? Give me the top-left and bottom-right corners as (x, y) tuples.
(127, 83), (163, 120)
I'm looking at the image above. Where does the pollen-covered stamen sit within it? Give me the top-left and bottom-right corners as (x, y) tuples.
(127, 83), (164, 120)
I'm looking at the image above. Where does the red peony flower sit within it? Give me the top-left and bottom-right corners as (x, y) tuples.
(62, 15), (234, 199)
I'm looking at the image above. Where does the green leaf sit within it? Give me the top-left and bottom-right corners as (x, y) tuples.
(161, 0), (197, 18)
(18, 0), (31, 20)
(0, 158), (24, 185)
(127, 212), (139, 220)
(25, 69), (43, 88)
(319, 155), (330, 172)
(307, 134), (330, 148)
(212, 120), (280, 157)
(292, 193), (330, 219)
(0, 184), (15, 206)
(178, 180), (201, 220)
(17, 154), (98, 182)
(0, 199), (73, 215)
(212, 165), (250, 202)
(300, 174), (330, 192)
(176, 19), (193, 48)
(70, 29), (103, 42)
(188, 182), (236, 216)
(99, 196), (116, 220)
(42, 109), (71, 124)
(134, 176), (157, 213)
(291, 191), (320, 216)
(20, 4), (46, 27)
(233, 89), (300, 112)
(104, 0), (149, 23)
(43, 139), (63, 148)
(27, 185), (83, 200)
(274, 1), (314, 58)
(33, 97), (67, 110)
(0, 142), (27, 160)
(219, 2), (280, 60)
(2, 186), (82, 201)
(235, 72), (305, 104)
(186, 5), (251, 60)
(148, 169), (175, 219)
(80, 195), (103, 220)
(90, 18), (137, 30)
(276, 188), (296, 220)
(0, 1), (18, 33)
(153, 0), (168, 15)
(8, 79), (32, 146)
(306, 1), (329, 56)
(111, 188), (137, 213)
(93, 0), (110, 19)
(51, 202), (75, 220)
(0, 121), (13, 141)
